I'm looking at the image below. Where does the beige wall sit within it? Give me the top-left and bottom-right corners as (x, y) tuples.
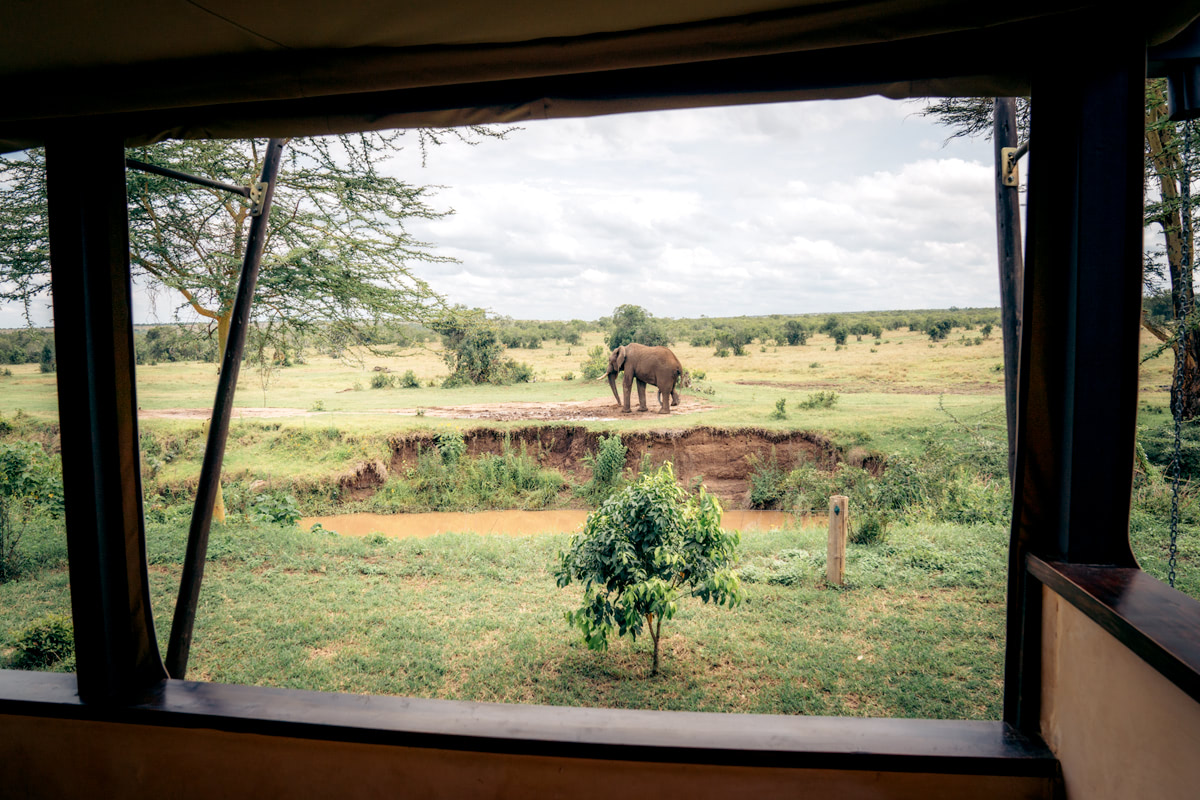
(1041, 587), (1200, 798)
(0, 713), (1056, 800)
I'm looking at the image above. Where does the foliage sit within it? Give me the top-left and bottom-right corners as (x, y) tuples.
(370, 436), (563, 512)
(556, 463), (744, 675)
(779, 320), (807, 345)
(135, 325), (219, 364)
(433, 307), (534, 386)
(370, 372), (397, 389)
(400, 370), (421, 388)
(770, 398), (787, 420)
(37, 344), (54, 373)
(437, 430), (467, 466)
(747, 449), (787, 508)
(0, 133), (512, 356)
(9, 613), (74, 669)
(251, 492), (302, 526)
(0, 496), (25, 584)
(606, 304), (669, 350)
(797, 391), (839, 410)
(580, 433), (627, 500)
(580, 345), (609, 380)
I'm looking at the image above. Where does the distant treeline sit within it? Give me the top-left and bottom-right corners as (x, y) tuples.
(0, 308), (1004, 368)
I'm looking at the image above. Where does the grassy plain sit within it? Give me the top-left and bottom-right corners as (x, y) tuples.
(0, 318), (1192, 720)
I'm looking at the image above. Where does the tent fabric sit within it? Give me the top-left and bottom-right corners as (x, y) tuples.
(1, 1), (1198, 149)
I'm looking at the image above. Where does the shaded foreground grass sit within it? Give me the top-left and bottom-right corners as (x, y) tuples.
(2, 517), (1006, 719)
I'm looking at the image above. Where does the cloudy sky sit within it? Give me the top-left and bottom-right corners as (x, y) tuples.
(0, 95), (1004, 328)
(381, 96), (1000, 321)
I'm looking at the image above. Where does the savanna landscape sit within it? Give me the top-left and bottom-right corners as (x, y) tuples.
(0, 307), (1194, 719)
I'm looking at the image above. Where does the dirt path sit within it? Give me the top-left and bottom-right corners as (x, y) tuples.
(138, 395), (717, 422)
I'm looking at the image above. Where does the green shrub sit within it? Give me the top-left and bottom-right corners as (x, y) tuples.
(370, 372), (396, 389)
(252, 492), (302, 525)
(401, 370), (421, 388)
(770, 398), (787, 420)
(556, 463), (744, 675)
(851, 508), (890, 545)
(10, 614), (74, 669)
(581, 434), (627, 500)
(581, 345), (609, 380)
(747, 449), (787, 508)
(437, 430), (467, 466)
(797, 391), (839, 410)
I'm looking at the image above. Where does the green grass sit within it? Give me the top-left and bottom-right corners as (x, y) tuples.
(1, 516), (1006, 718)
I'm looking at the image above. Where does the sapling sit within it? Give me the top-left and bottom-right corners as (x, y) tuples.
(556, 462), (744, 675)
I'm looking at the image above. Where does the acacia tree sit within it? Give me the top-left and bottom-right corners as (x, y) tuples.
(606, 303), (669, 350)
(0, 128), (506, 518)
(921, 88), (1200, 417)
(556, 462), (744, 675)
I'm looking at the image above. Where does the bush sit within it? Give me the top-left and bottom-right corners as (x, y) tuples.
(556, 463), (744, 675)
(10, 614), (74, 669)
(607, 304), (669, 350)
(370, 372), (396, 389)
(747, 449), (787, 508)
(797, 390), (839, 410)
(400, 370), (420, 388)
(582, 433), (627, 499)
(581, 345), (608, 380)
(770, 398), (787, 420)
(851, 508), (890, 545)
(437, 430), (467, 466)
(0, 496), (26, 583)
(251, 492), (302, 526)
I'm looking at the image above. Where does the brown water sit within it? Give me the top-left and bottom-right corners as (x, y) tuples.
(298, 509), (800, 539)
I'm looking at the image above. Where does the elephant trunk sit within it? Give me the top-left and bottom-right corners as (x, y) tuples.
(608, 372), (622, 404)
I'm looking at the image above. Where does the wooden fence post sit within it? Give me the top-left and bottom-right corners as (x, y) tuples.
(827, 495), (848, 585)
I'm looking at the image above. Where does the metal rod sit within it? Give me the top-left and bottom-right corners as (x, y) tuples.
(125, 157), (252, 198)
(1014, 140), (1030, 161)
(165, 138), (286, 679)
(993, 98), (1024, 491)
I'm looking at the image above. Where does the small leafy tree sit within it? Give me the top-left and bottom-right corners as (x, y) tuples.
(556, 462), (744, 675)
(432, 307), (533, 387)
(606, 304), (669, 350)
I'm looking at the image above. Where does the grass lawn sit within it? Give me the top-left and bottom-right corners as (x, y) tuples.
(1, 515), (1006, 719)
(0, 318), (1193, 720)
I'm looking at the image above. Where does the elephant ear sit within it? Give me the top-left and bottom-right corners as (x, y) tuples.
(616, 345), (627, 369)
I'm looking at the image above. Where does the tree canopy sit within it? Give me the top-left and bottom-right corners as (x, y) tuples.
(556, 462), (744, 675)
(606, 303), (670, 350)
(0, 129), (507, 360)
(921, 88), (1200, 417)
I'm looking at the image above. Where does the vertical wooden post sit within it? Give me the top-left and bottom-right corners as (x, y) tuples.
(827, 495), (848, 585)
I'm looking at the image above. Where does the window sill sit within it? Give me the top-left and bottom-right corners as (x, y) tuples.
(0, 669), (1057, 777)
(1027, 555), (1200, 704)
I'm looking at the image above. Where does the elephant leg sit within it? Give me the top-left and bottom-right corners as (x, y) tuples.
(622, 375), (634, 412)
(658, 381), (673, 413)
(671, 388), (680, 406)
(636, 379), (649, 411)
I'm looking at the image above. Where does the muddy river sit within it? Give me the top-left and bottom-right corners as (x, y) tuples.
(299, 509), (803, 539)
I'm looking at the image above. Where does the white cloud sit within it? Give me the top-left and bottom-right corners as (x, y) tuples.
(2, 97), (1004, 329)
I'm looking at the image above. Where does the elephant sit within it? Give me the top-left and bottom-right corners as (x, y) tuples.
(608, 343), (682, 414)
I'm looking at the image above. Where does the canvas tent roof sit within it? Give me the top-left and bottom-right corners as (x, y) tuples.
(1, 1), (1198, 150)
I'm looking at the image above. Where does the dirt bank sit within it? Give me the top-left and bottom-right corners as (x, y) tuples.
(372, 425), (864, 506)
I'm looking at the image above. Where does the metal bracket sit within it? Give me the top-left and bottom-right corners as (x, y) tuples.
(1001, 147), (1020, 187)
(249, 181), (269, 216)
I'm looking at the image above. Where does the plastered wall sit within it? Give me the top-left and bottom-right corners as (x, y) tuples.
(1041, 587), (1200, 798)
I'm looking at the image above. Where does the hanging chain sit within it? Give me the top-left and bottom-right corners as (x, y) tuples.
(1171, 118), (1193, 590)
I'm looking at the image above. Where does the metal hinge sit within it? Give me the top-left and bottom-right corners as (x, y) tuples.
(249, 181), (269, 216)
(1001, 147), (1020, 187)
